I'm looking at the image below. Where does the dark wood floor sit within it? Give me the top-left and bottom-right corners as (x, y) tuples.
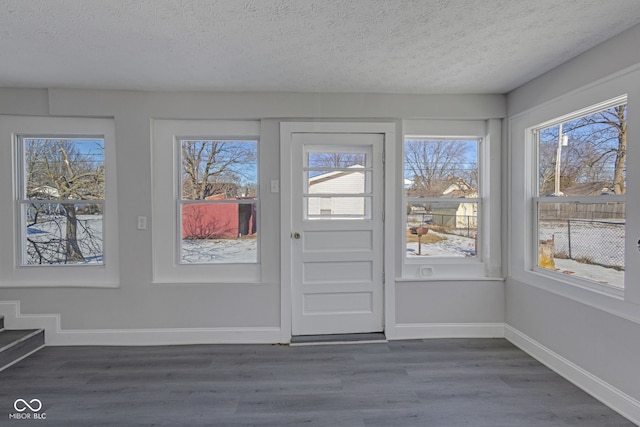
(0, 339), (634, 426)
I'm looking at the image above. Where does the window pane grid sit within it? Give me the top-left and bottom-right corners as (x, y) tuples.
(403, 137), (480, 259)
(18, 136), (106, 267)
(533, 98), (626, 288)
(178, 138), (258, 264)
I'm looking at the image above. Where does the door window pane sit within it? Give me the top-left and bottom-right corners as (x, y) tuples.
(306, 196), (371, 219)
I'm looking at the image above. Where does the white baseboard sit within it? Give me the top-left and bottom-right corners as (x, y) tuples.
(505, 325), (640, 426)
(50, 327), (282, 346)
(392, 322), (505, 340)
(0, 301), (282, 346)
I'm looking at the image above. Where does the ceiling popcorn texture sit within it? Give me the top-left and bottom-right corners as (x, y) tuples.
(1, 0), (640, 94)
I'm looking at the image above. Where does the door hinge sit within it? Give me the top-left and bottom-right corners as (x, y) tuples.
(382, 210), (385, 221)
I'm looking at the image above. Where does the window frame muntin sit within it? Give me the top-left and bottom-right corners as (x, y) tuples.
(403, 135), (483, 265)
(16, 134), (108, 267)
(529, 95), (627, 291)
(175, 135), (260, 266)
(151, 120), (262, 285)
(0, 116), (119, 288)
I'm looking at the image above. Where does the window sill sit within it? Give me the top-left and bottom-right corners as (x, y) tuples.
(396, 276), (504, 283)
(530, 267), (624, 299)
(511, 269), (640, 326)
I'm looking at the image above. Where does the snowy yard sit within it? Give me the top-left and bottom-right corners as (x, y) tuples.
(181, 238), (257, 263)
(539, 220), (624, 269)
(27, 213), (624, 288)
(25, 215), (104, 264)
(406, 230), (476, 257)
(553, 258), (623, 288)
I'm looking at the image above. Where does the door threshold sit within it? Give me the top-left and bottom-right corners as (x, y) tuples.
(290, 332), (387, 346)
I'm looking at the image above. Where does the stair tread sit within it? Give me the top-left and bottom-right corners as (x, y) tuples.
(0, 329), (41, 350)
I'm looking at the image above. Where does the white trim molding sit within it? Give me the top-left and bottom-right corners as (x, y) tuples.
(505, 325), (640, 426)
(393, 323), (505, 340)
(0, 301), (281, 346)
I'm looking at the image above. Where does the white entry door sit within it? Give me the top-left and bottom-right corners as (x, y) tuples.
(290, 131), (384, 336)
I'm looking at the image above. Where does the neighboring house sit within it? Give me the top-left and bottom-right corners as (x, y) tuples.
(428, 179), (478, 229)
(182, 193), (256, 239)
(307, 165), (365, 216)
(29, 185), (61, 199)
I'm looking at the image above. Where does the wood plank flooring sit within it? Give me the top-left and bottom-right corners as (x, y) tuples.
(0, 339), (634, 426)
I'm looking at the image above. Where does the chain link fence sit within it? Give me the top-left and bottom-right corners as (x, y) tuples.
(407, 213), (477, 238)
(539, 219), (625, 270)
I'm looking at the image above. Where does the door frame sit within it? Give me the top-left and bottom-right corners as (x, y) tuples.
(280, 122), (396, 343)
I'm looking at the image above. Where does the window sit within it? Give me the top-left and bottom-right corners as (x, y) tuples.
(533, 96), (626, 289)
(0, 116), (118, 287)
(179, 139), (258, 264)
(404, 138), (480, 259)
(152, 120), (262, 284)
(18, 137), (105, 265)
(400, 119), (500, 280)
(305, 147), (372, 220)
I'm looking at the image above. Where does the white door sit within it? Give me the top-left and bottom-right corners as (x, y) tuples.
(290, 132), (384, 336)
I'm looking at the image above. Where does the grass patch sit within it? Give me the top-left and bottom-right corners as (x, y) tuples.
(406, 229), (446, 244)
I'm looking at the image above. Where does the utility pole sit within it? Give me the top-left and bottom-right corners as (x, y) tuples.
(554, 123), (568, 196)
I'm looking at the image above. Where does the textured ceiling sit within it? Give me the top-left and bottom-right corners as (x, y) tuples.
(1, 0), (640, 94)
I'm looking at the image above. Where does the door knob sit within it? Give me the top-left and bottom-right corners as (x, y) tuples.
(293, 232), (301, 239)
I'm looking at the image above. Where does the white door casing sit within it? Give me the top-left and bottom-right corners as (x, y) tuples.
(281, 123), (389, 336)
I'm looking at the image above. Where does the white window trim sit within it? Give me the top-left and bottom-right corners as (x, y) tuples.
(528, 95), (627, 295)
(152, 119), (262, 284)
(0, 116), (119, 288)
(508, 65), (640, 319)
(399, 119), (502, 280)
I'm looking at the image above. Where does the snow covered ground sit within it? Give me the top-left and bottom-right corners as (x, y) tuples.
(406, 230), (476, 257)
(181, 238), (257, 263)
(539, 220), (624, 268)
(26, 215), (104, 264)
(553, 258), (623, 288)
(406, 228), (624, 288)
(26, 214), (624, 288)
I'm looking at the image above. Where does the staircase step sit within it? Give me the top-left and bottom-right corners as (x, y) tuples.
(0, 315), (4, 331)
(0, 329), (45, 372)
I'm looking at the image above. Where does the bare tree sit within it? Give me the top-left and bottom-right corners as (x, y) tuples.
(25, 138), (104, 264)
(307, 152), (364, 169)
(566, 104), (626, 194)
(539, 104), (627, 195)
(405, 139), (477, 197)
(181, 140), (256, 200)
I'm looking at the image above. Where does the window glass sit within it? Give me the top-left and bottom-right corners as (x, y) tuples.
(179, 139), (258, 264)
(535, 102), (626, 287)
(537, 104), (627, 197)
(304, 147), (372, 220)
(19, 137), (105, 265)
(404, 138), (479, 258)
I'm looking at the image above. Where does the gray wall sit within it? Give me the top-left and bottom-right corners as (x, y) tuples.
(0, 89), (505, 334)
(506, 23), (640, 400)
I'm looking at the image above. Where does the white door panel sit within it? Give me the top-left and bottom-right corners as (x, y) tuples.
(291, 132), (384, 335)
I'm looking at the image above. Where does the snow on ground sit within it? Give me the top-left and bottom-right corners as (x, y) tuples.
(552, 258), (624, 288)
(26, 215), (104, 264)
(406, 228), (624, 288)
(539, 221), (624, 268)
(406, 231), (476, 257)
(181, 238), (257, 263)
